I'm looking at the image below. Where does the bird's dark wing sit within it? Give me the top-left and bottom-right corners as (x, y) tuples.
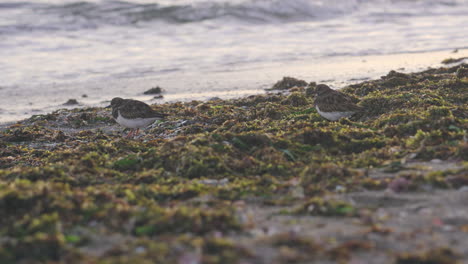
(315, 91), (362, 112)
(119, 100), (167, 119)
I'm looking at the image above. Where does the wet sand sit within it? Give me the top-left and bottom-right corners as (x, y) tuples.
(2, 49), (467, 124)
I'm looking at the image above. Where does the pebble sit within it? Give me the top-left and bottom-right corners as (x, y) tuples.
(63, 99), (79, 105)
(134, 246), (146, 254)
(198, 178), (229, 186)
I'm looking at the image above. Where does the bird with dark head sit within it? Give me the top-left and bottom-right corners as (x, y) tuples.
(315, 84), (334, 96)
(109, 97), (167, 138)
(313, 84), (362, 121)
(110, 97), (126, 109)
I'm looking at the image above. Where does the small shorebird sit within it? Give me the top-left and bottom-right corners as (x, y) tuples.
(313, 84), (362, 121)
(109, 97), (167, 138)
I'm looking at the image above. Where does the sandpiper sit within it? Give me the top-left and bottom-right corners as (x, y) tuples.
(109, 97), (167, 138)
(313, 84), (362, 121)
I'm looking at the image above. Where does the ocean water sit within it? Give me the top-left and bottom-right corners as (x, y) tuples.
(1, 0), (467, 122)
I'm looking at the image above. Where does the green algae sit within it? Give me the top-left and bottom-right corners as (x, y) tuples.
(292, 197), (356, 216)
(300, 163), (364, 195)
(0, 64), (467, 262)
(202, 237), (254, 264)
(396, 248), (461, 264)
(327, 240), (374, 262)
(265, 233), (323, 263)
(441, 57), (467, 64)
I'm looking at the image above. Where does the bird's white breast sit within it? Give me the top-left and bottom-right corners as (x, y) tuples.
(116, 112), (159, 128)
(316, 106), (355, 121)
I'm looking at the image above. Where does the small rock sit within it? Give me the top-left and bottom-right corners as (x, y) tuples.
(144, 86), (163, 95)
(268, 77), (308, 90)
(387, 177), (411, 193)
(134, 246), (146, 254)
(198, 178), (229, 186)
(335, 185), (346, 192)
(82, 94), (88, 98)
(208, 97), (221, 101)
(291, 186), (305, 199)
(63, 99), (79, 105)
(153, 95), (164, 99)
(442, 225), (454, 231)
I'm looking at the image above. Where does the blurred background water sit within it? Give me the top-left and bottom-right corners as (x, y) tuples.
(1, 0), (467, 122)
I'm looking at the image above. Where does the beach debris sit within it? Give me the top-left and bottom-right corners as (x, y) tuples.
(268, 76), (308, 90)
(143, 86), (164, 94)
(63, 99), (79, 105)
(396, 248), (460, 264)
(387, 177), (411, 193)
(441, 57), (467, 64)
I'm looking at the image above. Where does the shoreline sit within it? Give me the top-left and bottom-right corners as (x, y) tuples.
(2, 48), (468, 124)
(0, 63), (467, 263)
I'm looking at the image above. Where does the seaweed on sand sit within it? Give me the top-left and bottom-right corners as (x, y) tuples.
(0, 64), (467, 262)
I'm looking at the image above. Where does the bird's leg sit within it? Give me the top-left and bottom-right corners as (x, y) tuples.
(135, 128), (140, 136)
(126, 129), (134, 138)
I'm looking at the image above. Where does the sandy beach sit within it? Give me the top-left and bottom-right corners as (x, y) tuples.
(2, 48), (468, 124)
(1, 61), (467, 263)
(2, 1), (468, 262)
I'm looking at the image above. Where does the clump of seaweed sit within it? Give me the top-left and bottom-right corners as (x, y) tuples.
(143, 86), (164, 95)
(292, 197), (356, 216)
(300, 163), (364, 195)
(268, 76), (308, 90)
(327, 240), (374, 262)
(202, 237), (255, 264)
(441, 57), (467, 65)
(63, 99), (79, 105)
(396, 248), (460, 264)
(266, 233), (323, 263)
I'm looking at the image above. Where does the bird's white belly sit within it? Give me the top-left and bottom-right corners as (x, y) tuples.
(316, 106), (354, 121)
(116, 114), (158, 128)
